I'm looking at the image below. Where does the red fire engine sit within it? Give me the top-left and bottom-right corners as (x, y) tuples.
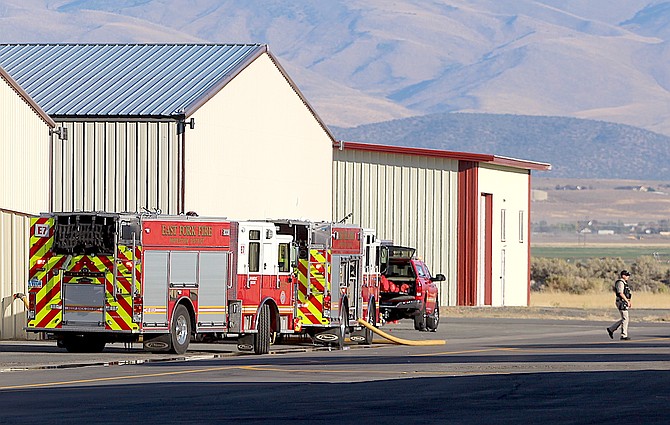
(26, 212), (380, 354)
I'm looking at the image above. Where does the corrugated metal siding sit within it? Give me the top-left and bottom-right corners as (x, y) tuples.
(333, 149), (459, 305)
(52, 120), (181, 214)
(0, 210), (36, 340)
(0, 44), (265, 116)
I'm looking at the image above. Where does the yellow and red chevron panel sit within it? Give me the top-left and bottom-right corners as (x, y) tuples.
(28, 216), (61, 330)
(27, 217), (140, 332)
(296, 249), (331, 326)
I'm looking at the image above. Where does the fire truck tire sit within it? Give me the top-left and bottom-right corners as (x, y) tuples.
(338, 303), (349, 350)
(170, 304), (191, 355)
(413, 301), (427, 331)
(254, 304), (271, 355)
(361, 300), (376, 345)
(62, 334), (106, 353)
(426, 298), (440, 332)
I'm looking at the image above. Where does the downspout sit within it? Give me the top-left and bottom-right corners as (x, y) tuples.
(179, 117), (195, 214)
(527, 170), (532, 307)
(49, 126), (54, 213)
(181, 122), (186, 214)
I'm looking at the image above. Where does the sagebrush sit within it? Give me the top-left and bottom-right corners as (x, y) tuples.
(531, 255), (670, 294)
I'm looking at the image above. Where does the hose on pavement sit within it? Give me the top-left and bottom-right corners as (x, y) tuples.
(357, 318), (446, 346)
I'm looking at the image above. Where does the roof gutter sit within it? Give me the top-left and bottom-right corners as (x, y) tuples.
(335, 140), (552, 171)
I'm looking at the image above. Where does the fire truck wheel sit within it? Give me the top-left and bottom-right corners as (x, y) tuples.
(361, 300), (376, 345)
(338, 304), (349, 350)
(413, 301), (427, 331)
(170, 304), (191, 355)
(254, 304), (271, 355)
(426, 299), (440, 332)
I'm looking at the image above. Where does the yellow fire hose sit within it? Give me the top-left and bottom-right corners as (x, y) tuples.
(13, 293), (29, 309)
(357, 319), (446, 346)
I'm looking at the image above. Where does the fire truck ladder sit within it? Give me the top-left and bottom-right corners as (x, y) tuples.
(308, 247), (329, 300)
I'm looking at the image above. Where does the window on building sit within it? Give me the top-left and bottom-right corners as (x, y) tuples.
(501, 209), (506, 242)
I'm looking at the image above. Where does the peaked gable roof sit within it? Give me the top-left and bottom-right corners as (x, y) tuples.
(0, 43), (267, 117)
(0, 66), (55, 127)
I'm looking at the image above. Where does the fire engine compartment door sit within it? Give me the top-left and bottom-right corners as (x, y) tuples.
(334, 256), (362, 320)
(62, 283), (105, 328)
(143, 251), (169, 328)
(197, 251), (228, 329)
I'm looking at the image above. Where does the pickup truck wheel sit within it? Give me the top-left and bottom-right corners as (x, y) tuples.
(413, 302), (427, 331)
(427, 301), (440, 332)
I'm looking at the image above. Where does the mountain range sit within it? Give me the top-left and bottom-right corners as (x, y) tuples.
(332, 113), (670, 179)
(2, 1), (670, 178)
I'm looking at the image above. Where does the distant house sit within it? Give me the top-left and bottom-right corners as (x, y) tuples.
(531, 189), (548, 201)
(0, 66), (55, 339)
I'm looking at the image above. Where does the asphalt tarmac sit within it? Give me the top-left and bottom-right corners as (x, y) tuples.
(1, 313), (670, 424)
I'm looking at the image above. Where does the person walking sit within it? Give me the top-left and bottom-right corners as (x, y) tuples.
(607, 270), (632, 340)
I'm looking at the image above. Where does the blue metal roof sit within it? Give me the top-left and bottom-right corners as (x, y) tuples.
(0, 44), (266, 117)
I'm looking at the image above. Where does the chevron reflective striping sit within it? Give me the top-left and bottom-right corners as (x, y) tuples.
(29, 217), (52, 258)
(35, 307), (61, 329)
(106, 307), (133, 331)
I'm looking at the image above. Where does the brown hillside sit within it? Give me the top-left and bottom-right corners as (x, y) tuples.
(531, 177), (670, 225)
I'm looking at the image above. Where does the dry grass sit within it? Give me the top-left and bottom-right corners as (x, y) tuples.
(530, 291), (670, 309)
(443, 291), (670, 322)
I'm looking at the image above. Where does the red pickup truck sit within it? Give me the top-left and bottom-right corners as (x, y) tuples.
(379, 245), (444, 331)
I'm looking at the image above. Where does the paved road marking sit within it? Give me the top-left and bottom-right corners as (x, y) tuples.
(0, 365), (240, 391)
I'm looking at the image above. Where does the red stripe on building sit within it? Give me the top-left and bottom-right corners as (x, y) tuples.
(457, 161), (479, 306)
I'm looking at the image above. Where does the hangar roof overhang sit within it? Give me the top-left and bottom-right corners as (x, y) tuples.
(0, 66), (55, 128)
(334, 140), (551, 172)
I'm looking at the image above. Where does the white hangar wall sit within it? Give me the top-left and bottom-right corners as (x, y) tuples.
(478, 164), (531, 306)
(332, 146), (459, 306)
(187, 53), (333, 221)
(0, 73), (51, 215)
(0, 69), (53, 340)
